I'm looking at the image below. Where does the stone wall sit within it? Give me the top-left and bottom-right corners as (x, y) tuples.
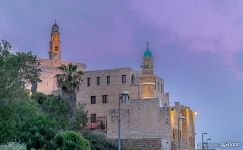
(113, 138), (161, 150)
(35, 58), (86, 95)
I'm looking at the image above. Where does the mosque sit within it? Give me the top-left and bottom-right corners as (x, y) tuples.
(35, 22), (196, 150)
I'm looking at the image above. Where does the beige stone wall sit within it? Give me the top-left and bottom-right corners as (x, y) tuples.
(169, 102), (196, 150)
(77, 68), (140, 114)
(76, 67), (170, 140)
(106, 99), (171, 141)
(36, 59), (86, 95)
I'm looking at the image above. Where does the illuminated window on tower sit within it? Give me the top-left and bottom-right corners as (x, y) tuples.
(55, 46), (58, 51)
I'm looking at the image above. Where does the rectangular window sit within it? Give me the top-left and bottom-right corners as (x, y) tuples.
(158, 82), (160, 91)
(161, 84), (163, 92)
(172, 128), (176, 139)
(122, 75), (126, 84)
(107, 76), (110, 85)
(90, 114), (96, 123)
(87, 78), (90, 87)
(97, 77), (100, 86)
(102, 95), (108, 103)
(91, 96), (96, 104)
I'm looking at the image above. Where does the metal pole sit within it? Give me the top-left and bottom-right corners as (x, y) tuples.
(178, 118), (180, 150)
(202, 133), (203, 150)
(118, 94), (121, 150)
(202, 133), (207, 150)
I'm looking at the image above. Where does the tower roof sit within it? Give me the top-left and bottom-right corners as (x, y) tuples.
(52, 21), (59, 32)
(144, 49), (152, 57)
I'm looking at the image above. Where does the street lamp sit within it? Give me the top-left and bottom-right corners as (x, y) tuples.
(178, 116), (185, 150)
(202, 132), (207, 150)
(118, 91), (129, 150)
(206, 138), (211, 150)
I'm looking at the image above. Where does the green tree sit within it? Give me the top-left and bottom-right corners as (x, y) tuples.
(0, 40), (41, 143)
(55, 63), (83, 101)
(15, 51), (42, 93)
(0, 94), (38, 143)
(0, 40), (42, 97)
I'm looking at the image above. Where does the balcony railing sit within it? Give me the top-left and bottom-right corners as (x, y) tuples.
(85, 117), (107, 131)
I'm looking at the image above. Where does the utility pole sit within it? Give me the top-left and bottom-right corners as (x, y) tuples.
(202, 132), (207, 150)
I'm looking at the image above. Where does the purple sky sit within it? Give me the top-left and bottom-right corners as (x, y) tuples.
(1, 0), (243, 147)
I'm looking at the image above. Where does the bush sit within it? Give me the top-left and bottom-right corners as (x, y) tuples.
(0, 142), (26, 150)
(82, 131), (117, 150)
(36, 94), (72, 130)
(31, 92), (47, 104)
(55, 131), (90, 150)
(20, 115), (56, 150)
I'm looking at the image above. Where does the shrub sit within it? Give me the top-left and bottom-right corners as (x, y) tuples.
(31, 92), (47, 104)
(20, 115), (56, 150)
(39, 94), (72, 130)
(81, 131), (117, 150)
(55, 131), (90, 150)
(0, 142), (26, 150)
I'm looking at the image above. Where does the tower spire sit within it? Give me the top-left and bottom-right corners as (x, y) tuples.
(146, 41), (149, 50)
(49, 22), (61, 61)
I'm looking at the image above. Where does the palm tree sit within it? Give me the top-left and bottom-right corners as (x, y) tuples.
(55, 63), (83, 101)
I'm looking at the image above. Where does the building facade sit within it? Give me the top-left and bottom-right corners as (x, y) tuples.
(35, 23), (196, 150)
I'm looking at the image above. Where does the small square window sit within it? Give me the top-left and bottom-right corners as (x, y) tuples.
(87, 78), (90, 87)
(122, 75), (126, 84)
(91, 96), (96, 104)
(97, 77), (100, 86)
(131, 74), (135, 84)
(91, 114), (96, 123)
(107, 76), (110, 85)
(102, 95), (108, 103)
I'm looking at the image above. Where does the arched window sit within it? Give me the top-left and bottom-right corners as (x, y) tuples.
(55, 46), (58, 51)
(131, 74), (135, 84)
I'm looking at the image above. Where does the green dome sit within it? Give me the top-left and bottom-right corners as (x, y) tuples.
(144, 49), (152, 57)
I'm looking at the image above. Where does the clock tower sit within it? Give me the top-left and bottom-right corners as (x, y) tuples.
(49, 22), (61, 61)
(140, 42), (156, 99)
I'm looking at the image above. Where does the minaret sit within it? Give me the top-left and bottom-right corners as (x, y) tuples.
(140, 42), (156, 99)
(49, 21), (61, 61)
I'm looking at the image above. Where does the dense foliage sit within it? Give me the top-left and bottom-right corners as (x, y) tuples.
(0, 40), (40, 143)
(33, 93), (72, 129)
(0, 40), (118, 150)
(55, 131), (90, 150)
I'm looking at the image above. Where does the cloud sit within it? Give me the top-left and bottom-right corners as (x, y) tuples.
(1, 0), (243, 77)
(129, 0), (243, 79)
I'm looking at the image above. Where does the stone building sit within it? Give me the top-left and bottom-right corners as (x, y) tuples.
(34, 23), (196, 150)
